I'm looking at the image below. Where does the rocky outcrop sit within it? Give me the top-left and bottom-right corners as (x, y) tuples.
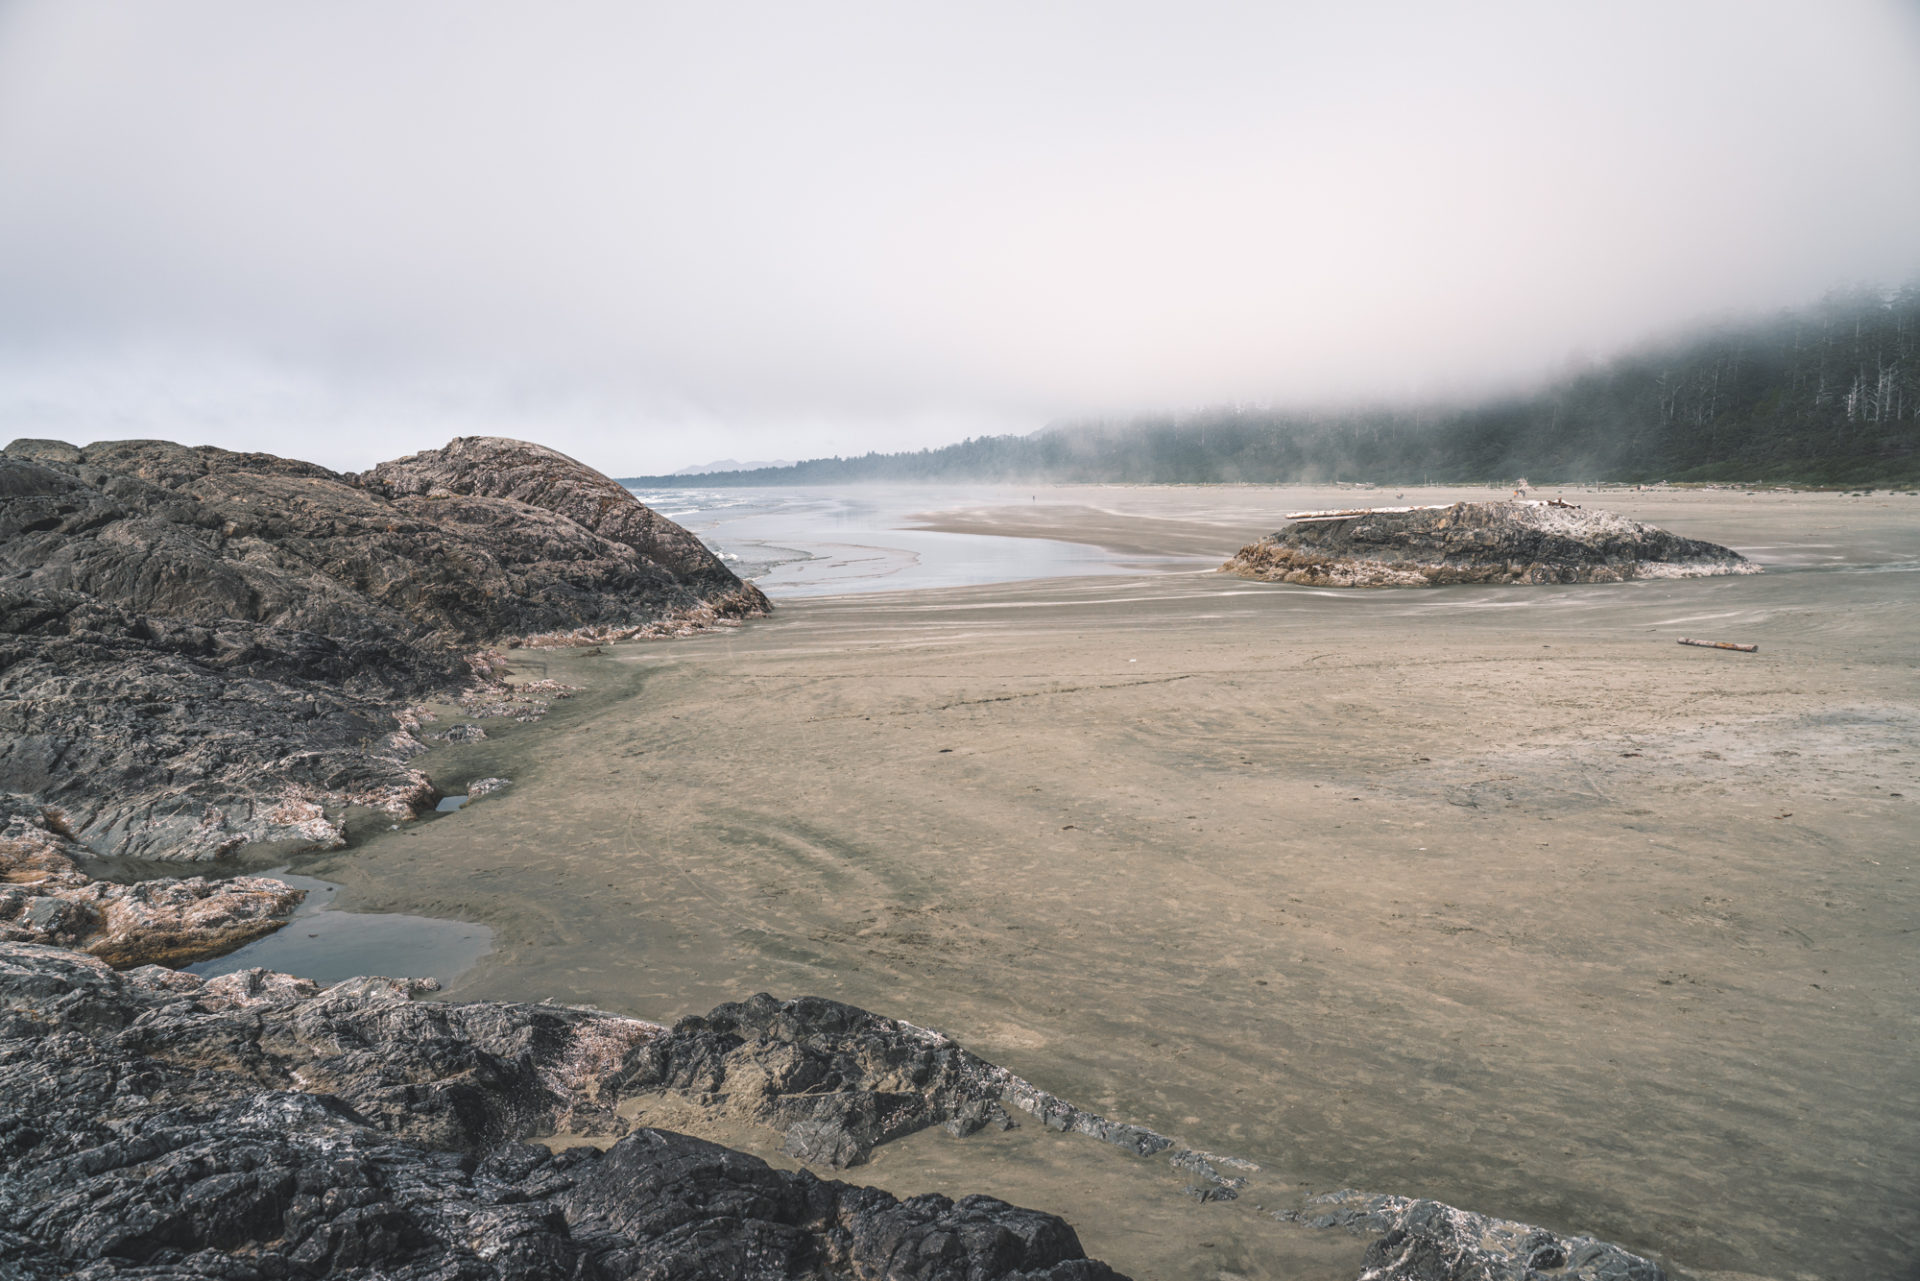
(618, 992), (1174, 1170)
(610, 996), (1665, 1279)
(0, 943), (1120, 1280)
(0, 798), (302, 967)
(0, 436), (767, 860)
(1222, 501), (1754, 587)
(1283, 1190), (1664, 1281)
(0, 942), (1668, 1281)
(361, 435), (768, 618)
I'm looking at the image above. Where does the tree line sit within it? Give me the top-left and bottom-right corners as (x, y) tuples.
(625, 285), (1920, 488)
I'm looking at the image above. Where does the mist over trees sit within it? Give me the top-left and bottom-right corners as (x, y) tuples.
(629, 287), (1920, 487)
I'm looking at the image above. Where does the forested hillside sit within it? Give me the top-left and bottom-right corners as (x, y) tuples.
(629, 287), (1920, 487)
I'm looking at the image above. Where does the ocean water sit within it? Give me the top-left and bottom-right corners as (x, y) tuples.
(628, 485), (1207, 597)
(633, 482), (1920, 599)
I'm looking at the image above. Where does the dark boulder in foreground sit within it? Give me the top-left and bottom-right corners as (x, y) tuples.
(0, 436), (768, 860)
(619, 991), (1175, 1170)
(0, 943), (1120, 1281)
(0, 942), (1664, 1281)
(1223, 500), (1754, 587)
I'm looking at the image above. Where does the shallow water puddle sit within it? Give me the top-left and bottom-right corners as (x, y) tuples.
(435, 794), (470, 812)
(184, 869), (493, 985)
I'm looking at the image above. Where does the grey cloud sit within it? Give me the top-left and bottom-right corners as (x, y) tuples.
(1, 1), (1916, 472)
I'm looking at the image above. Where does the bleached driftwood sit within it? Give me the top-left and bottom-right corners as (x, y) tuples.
(1678, 637), (1758, 652)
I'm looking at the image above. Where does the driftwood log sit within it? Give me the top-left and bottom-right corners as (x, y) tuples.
(1678, 637), (1759, 652)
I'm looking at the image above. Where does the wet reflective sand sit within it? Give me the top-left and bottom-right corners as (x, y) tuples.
(291, 487), (1917, 1281)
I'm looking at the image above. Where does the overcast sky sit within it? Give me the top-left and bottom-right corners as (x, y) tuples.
(2, 2), (1917, 474)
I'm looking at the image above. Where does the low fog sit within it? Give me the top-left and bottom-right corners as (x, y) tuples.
(1, 1), (1917, 473)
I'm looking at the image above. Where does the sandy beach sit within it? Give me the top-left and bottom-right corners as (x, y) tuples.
(295, 486), (1917, 1281)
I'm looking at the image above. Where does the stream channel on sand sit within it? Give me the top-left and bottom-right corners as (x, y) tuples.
(209, 484), (1919, 1281)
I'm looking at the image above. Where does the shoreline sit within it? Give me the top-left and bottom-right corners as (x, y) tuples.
(9, 477), (1916, 1279)
(299, 484), (1917, 1280)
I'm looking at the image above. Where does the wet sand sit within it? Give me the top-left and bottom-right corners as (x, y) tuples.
(298, 487), (1917, 1281)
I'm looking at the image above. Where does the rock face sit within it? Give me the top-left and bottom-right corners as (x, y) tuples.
(0, 798), (302, 967)
(0, 942), (1669, 1281)
(1286, 1190), (1665, 1281)
(0, 436), (767, 860)
(361, 435), (762, 616)
(1222, 501), (1755, 588)
(618, 992), (1175, 1171)
(0, 943), (1121, 1281)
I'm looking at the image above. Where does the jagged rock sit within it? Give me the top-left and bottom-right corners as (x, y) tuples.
(457, 669), (580, 723)
(1181, 1185), (1237, 1203)
(0, 943), (1675, 1281)
(0, 943), (1122, 1280)
(0, 579), (440, 860)
(0, 797), (302, 967)
(1283, 1190), (1664, 1281)
(0, 437), (767, 859)
(621, 997), (1667, 1277)
(1166, 1148), (1249, 1192)
(617, 992), (1173, 1171)
(360, 435), (768, 619)
(1222, 501), (1755, 587)
(944, 1096), (1018, 1138)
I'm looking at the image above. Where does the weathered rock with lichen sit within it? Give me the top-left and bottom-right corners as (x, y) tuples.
(360, 434), (768, 619)
(1223, 501), (1754, 587)
(0, 797), (302, 966)
(0, 436), (767, 860)
(0, 943), (1123, 1281)
(0, 940), (1671, 1281)
(1282, 1189), (1665, 1281)
(619, 991), (1177, 1170)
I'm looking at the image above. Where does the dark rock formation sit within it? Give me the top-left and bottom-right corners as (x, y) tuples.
(0, 798), (302, 967)
(1283, 1190), (1664, 1281)
(0, 436), (767, 860)
(0, 943), (1121, 1280)
(1222, 501), (1754, 587)
(621, 997), (1667, 1279)
(0, 941), (1670, 1281)
(361, 435), (765, 618)
(620, 992), (1174, 1170)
